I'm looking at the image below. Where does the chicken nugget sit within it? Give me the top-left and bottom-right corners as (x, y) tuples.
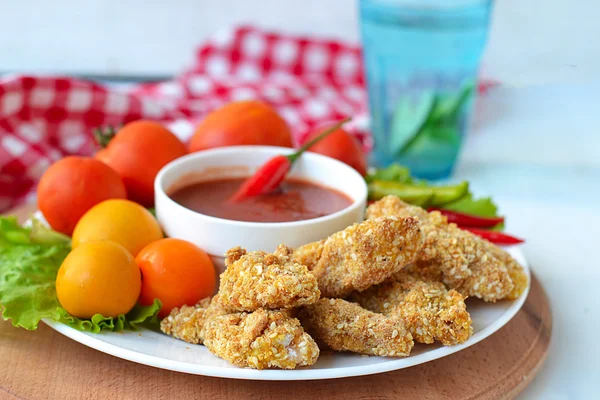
(160, 295), (226, 344)
(294, 217), (423, 298)
(349, 272), (472, 345)
(292, 240), (324, 271)
(367, 196), (471, 285)
(203, 308), (319, 369)
(479, 239), (528, 299)
(298, 298), (413, 357)
(218, 245), (320, 311)
(367, 196), (517, 302)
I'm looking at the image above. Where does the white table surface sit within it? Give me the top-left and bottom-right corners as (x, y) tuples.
(453, 82), (600, 399)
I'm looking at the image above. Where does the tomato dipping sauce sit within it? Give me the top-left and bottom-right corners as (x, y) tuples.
(169, 178), (353, 223)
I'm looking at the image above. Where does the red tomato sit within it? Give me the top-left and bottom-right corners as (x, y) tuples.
(135, 238), (216, 318)
(305, 128), (367, 176)
(96, 120), (187, 206)
(37, 156), (127, 235)
(188, 101), (293, 152)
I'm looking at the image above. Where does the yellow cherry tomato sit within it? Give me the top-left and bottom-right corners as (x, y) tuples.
(72, 199), (163, 256)
(56, 240), (142, 318)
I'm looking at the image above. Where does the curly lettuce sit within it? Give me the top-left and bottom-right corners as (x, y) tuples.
(0, 216), (161, 332)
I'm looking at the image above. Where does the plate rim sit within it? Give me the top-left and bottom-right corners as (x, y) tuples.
(44, 248), (530, 381)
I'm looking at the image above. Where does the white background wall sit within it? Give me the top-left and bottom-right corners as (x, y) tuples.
(2, 0), (599, 86)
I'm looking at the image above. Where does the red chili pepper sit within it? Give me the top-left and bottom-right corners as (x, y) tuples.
(230, 118), (351, 202)
(428, 208), (505, 228)
(462, 227), (524, 245)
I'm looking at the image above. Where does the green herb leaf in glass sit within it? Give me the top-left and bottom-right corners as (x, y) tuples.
(389, 91), (435, 155)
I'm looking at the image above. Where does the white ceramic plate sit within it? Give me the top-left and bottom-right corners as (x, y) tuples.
(44, 247), (530, 381)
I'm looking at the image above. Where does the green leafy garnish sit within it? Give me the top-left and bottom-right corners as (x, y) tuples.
(389, 92), (435, 154)
(441, 193), (498, 217)
(0, 216), (161, 332)
(56, 300), (162, 333)
(395, 83), (474, 156)
(29, 218), (71, 245)
(367, 164), (412, 183)
(366, 164), (502, 222)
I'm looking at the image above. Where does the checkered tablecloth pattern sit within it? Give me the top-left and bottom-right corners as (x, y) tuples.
(0, 25), (492, 213)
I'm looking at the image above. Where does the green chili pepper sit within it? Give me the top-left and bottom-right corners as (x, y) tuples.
(367, 180), (469, 207)
(430, 181), (469, 206)
(368, 181), (433, 206)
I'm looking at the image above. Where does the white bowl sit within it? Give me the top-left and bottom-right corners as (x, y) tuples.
(155, 146), (367, 273)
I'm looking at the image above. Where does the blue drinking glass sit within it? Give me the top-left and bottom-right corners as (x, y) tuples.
(360, 0), (493, 179)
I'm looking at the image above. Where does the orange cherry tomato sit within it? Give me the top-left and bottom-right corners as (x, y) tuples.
(135, 238), (216, 318)
(96, 120), (187, 206)
(305, 128), (367, 176)
(37, 156), (127, 235)
(189, 101), (293, 153)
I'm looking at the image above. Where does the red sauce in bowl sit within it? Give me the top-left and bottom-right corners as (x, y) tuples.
(169, 178), (353, 223)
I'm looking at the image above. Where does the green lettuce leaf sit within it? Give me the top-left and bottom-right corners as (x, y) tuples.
(56, 299), (162, 333)
(441, 193), (499, 217)
(0, 216), (161, 332)
(367, 164), (413, 184)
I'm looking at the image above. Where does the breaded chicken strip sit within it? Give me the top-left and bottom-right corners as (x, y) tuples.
(349, 272), (472, 345)
(298, 299), (413, 357)
(367, 196), (524, 302)
(479, 240), (528, 299)
(292, 240), (324, 271)
(366, 196), (472, 286)
(160, 295), (226, 344)
(293, 217), (423, 298)
(203, 308), (319, 369)
(218, 245), (320, 311)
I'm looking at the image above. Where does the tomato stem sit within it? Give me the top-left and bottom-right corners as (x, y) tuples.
(93, 125), (120, 148)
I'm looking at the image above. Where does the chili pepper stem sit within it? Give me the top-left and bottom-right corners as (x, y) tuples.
(287, 117), (352, 164)
(230, 117), (352, 202)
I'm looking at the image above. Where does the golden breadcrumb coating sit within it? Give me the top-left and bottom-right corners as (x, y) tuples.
(367, 196), (517, 302)
(160, 295), (226, 344)
(295, 217), (423, 298)
(273, 244), (294, 258)
(202, 308), (319, 369)
(349, 272), (473, 345)
(218, 245), (320, 311)
(298, 298), (414, 357)
(366, 196), (471, 285)
(447, 254), (512, 301)
(292, 240), (325, 271)
(479, 240), (528, 299)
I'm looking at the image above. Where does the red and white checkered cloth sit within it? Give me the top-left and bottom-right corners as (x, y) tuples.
(0, 25), (493, 213)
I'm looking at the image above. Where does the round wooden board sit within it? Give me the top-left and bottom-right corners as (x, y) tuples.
(0, 204), (552, 400)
